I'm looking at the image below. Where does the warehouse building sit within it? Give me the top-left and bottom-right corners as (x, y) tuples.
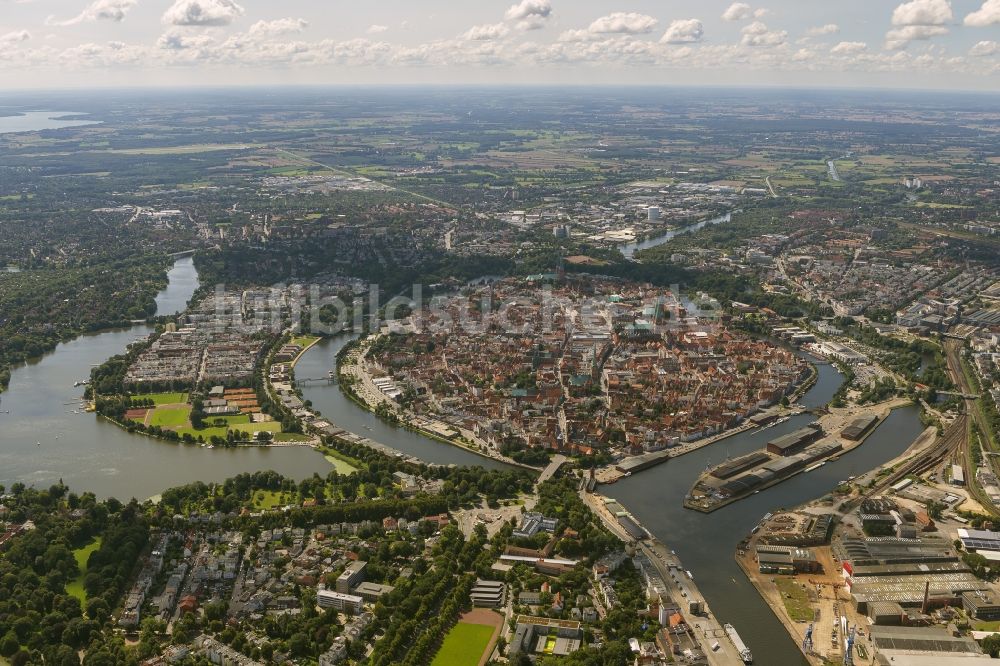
(710, 451), (770, 479)
(842, 414), (879, 441)
(867, 601), (905, 625)
(618, 514), (648, 541)
(755, 545), (822, 574)
(766, 425), (823, 456)
(869, 626), (992, 665)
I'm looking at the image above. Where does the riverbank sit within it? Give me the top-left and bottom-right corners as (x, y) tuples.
(684, 398), (911, 513)
(595, 364), (821, 485)
(581, 489), (749, 666)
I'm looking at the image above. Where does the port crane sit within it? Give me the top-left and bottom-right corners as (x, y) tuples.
(843, 626), (856, 665)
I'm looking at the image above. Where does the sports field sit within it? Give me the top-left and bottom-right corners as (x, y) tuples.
(431, 623), (495, 666)
(148, 406), (191, 427)
(134, 391), (188, 405)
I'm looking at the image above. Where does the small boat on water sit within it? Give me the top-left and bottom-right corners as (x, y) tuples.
(725, 624), (753, 663)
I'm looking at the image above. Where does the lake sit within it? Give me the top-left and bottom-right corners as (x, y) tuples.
(0, 257), (327, 499)
(0, 111), (99, 134)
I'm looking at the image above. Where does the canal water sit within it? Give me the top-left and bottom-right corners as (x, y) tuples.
(604, 364), (926, 665)
(0, 257), (327, 499)
(296, 335), (509, 470)
(619, 212), (732, 259)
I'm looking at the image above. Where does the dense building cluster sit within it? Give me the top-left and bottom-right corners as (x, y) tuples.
(125, 290), (288, 389)
(368, 276), (807, 455)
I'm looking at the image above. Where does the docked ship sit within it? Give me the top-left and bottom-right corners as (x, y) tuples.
(725, 623), (753, 663)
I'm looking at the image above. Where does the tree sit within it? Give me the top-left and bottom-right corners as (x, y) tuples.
(983, 633), (1000, 658)
(0, 633), (18, 658)
(86, 598), (110, 624)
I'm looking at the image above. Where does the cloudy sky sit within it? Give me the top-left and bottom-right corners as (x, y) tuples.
(0, 0), (998, 89)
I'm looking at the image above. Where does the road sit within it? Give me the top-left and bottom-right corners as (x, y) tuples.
(827, 160), (841, 182)
(765, 175), (778, 197)
(536, 454), (567, 486)
(581, 490), (747, 666)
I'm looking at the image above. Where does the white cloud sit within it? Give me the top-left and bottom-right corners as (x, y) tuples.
(965, 0), (1000, 27)
(505, 0), (552, 29)
(587, 12), (658, 35)
(463, 23), (509, 41)
(162, 0), (245, 27)
(806, 23), (839, 36)
(0, 29), (30, 43)
(722, 3), (753, 21)
(969, 39), (999, 55)
(247, 18), (308, 38)
(884, 24), (948, 49)
(660, 19), (704, 44)
(47, 0), (136, 26)
(885, 0), (952, 49)
(367, 24), (389, 35)
(157, 29), (213, 50)
(831, 41), (867, 54)
(740, 21), (786, 47)
(891, 0), (953, 26)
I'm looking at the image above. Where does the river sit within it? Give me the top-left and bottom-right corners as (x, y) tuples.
(604, 364), (926, 665)
(0, 257), (327, 499)
(296, 335), (509, 470)
(619, 212), (732, 259)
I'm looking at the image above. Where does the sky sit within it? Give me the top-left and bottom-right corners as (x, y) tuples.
(0, 0), (998, 90)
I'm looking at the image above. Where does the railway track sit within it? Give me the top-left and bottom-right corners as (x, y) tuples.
(944, 339), (1000, 516)
(843, 415), (968, 513)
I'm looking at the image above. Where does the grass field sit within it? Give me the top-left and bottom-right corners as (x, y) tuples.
(135, 391), (188, 405)
(291, 335), (320, 350)
(204, 414), (251, 426)
(66, 537), (102, 602)
(431, 622), (495, 666)
(324, 453), (360, 475)
(149, 406), (191, 427)
(775, 578), (814, 622)
(273, 432), (312, 442)
(174, 420), (281, 440)
(253, 490), (288, 509)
